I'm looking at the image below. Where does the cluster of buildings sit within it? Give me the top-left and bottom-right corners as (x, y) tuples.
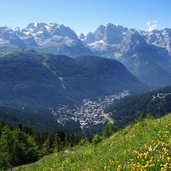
(51, 90), (129, 129)
(152, 92), (171, 100)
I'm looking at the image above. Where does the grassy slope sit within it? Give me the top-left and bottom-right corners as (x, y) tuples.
(15, 114), (171, 171)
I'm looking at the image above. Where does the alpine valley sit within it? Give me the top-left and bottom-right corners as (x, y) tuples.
(0, 22), (171, 134)
(1, 0), (171, 169)
(1, 22), (171, 87)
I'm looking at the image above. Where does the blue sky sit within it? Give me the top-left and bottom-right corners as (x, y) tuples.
(0, 0), (170, 34)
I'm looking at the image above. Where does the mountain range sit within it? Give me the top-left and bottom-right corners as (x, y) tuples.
(1, 22), (171, 171)
(0, 22), (171, 87)
(82, 24), (171, 87)
(0, 23), (91, 56)
(0, 50), (143, 131)
(0, 50), (141, 108)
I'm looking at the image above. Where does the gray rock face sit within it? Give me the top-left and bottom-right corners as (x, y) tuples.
(83, 24), (171, 87)
(1, 23), (171, 87)
(0, 22), (91, 57)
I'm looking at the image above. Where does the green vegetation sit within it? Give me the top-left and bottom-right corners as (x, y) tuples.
(0, 120), (81, 170)
(91, 134), (102, 145)
(14, 114), (171, 171)
(0, 50), (144, 134)
(0, 126), (38, 170)
(105, 86), (171, 128)
(102, 122), (118, 138)
(0, 50), (142, 108)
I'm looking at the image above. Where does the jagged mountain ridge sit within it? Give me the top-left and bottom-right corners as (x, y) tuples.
(1, 23), (171, 87)
(0, 22), (171, 56)
(82, 24), (171, 87)
(0, 22), (91, 56)
(82, 23), (171, 56)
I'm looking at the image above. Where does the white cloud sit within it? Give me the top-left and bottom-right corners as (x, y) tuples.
(146, 20), (158, 31)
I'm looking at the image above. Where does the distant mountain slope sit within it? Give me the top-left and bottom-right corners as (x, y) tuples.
(141, 28), (171, 55)
(83, 24), (171, 87)
(105, 86), (171, 127)
(1, 23), (171, 87)
(83, 23), (171, 59)
(0, 106), (58, 131)
(119, 31), (171, 87)
(0, 23), (91, 57)
(0, 50), (142, 108)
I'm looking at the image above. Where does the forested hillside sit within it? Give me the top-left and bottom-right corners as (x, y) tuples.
(0, 120), (81, 170)
(105, 86), (171, 127)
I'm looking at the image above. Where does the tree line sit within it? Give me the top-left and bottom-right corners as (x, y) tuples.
(0, 120), (82, 170)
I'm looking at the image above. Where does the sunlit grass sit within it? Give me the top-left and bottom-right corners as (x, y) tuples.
(15, 114), (171, 171)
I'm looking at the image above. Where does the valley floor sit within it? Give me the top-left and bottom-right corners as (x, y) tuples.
(14, 114), (171, 171)
(52, 90), (129, 130)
